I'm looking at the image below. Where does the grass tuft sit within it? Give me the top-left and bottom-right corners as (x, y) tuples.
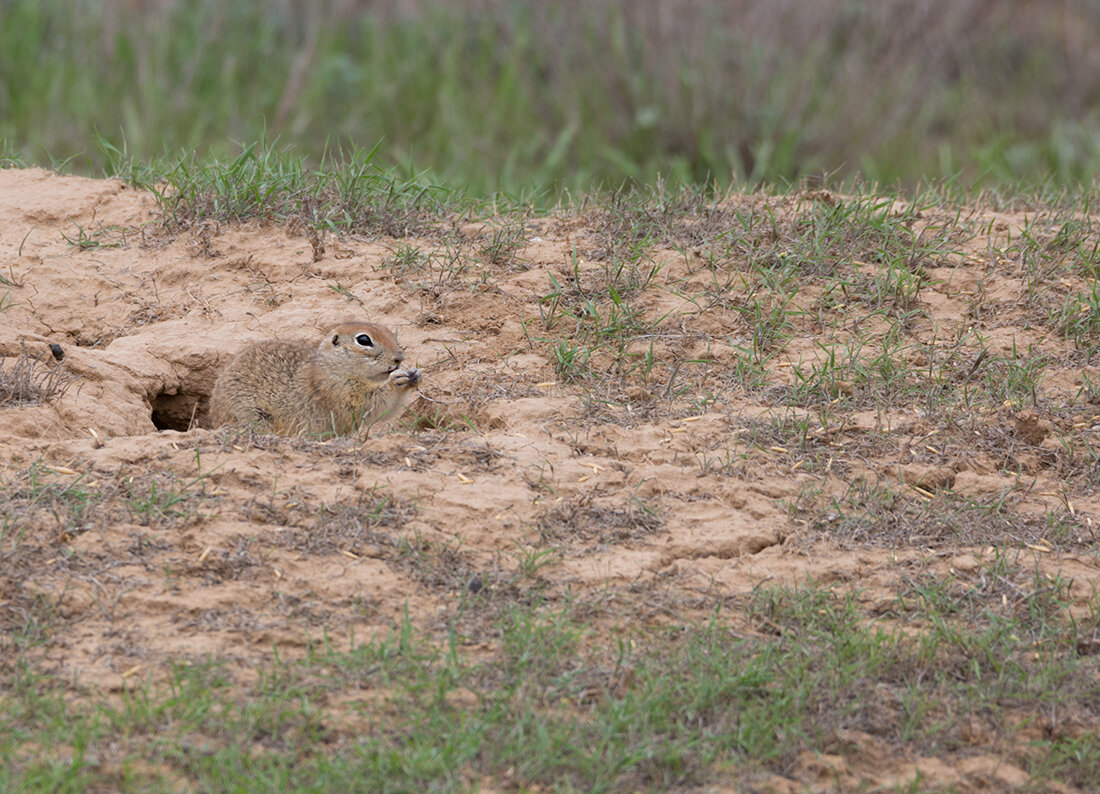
(0, 345), (78, 408)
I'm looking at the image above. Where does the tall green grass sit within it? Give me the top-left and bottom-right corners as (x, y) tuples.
(3, 0), (1100, 193)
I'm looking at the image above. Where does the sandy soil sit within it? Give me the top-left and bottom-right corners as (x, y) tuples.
(1, 168), (1099, 791)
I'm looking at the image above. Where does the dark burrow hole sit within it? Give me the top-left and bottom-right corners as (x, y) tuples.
(151, 391), (209, 431)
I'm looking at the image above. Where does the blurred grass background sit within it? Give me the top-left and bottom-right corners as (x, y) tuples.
(2, 0), (1099, 194)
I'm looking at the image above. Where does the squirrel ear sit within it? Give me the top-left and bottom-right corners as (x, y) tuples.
(332, 334), (340, 346)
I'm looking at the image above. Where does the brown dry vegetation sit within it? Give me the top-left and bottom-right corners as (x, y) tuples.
(2, 168), (1100, 791)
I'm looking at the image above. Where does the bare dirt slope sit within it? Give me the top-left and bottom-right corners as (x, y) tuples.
(2, 168), (1099, 791)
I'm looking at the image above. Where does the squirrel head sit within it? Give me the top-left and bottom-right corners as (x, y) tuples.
(316, 322), (405, 380)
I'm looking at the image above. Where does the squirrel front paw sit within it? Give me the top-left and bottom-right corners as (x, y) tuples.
(390, 367), (421, 389)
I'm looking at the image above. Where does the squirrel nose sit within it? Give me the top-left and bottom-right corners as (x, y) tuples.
(393, 352), (404, 366)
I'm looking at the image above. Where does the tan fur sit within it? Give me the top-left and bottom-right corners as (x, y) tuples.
(209, 322), (420, 436)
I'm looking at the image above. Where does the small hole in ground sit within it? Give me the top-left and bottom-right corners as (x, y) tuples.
(151, 391), (207, 432)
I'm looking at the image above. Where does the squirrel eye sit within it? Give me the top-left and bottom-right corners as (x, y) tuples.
(355, 333), (374, 348)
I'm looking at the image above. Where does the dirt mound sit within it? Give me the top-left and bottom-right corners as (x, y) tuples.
(2, 169), (1099, 790)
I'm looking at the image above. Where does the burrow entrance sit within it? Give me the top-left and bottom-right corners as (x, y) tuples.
(151, 390), (211, 432)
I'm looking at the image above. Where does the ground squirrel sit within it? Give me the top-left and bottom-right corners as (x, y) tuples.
(209, 322), (420, 436)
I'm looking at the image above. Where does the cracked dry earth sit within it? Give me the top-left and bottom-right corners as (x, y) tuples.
(2, 167), (1100, 791)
